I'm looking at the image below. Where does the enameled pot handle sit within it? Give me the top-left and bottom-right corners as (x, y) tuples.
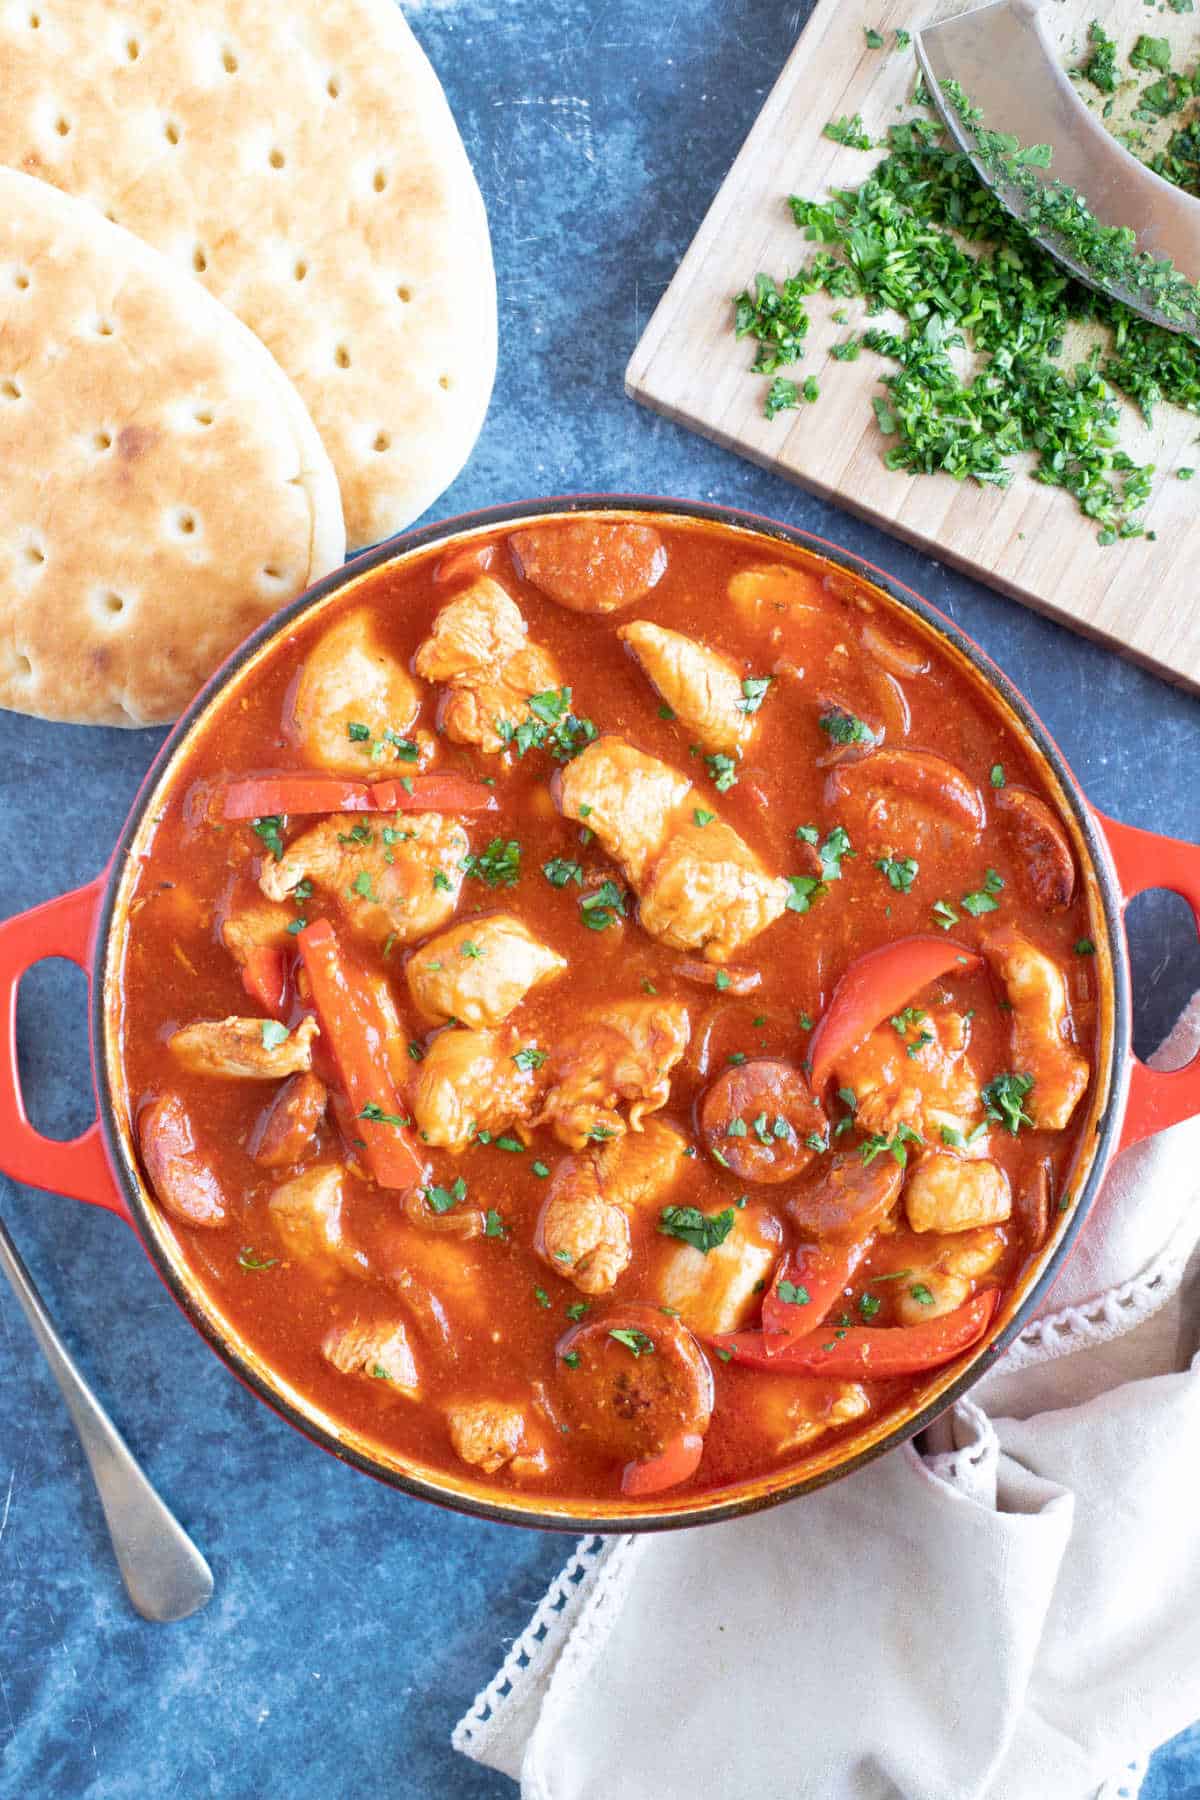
(1095, 813), (1200, 1152)
(0, 878), (128, 1219)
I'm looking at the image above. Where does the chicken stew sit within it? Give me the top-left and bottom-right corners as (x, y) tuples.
(117, 513), (1101, 1506)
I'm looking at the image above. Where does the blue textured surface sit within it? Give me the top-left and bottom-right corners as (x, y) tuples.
(1, 2), (1198, 1795)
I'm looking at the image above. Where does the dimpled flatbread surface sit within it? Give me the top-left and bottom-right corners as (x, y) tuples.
(0, 168), (345, 725)
(0, 0), (496, 550)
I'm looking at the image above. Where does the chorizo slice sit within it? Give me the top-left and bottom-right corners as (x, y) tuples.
(996, 788), (1076, 910)
(138, 1093), (227, 1228)
(785, 1151), (904, 1244)
(555, 1303), (713, 1462)
(826, 750), (985, 843)
(700, 1058), (825, 1184)
(509, 520), (667, 612)
(1015, 1158), (1052, 1250)
(251, 1072), (327, 1168)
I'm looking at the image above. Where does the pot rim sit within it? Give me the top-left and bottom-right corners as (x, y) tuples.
(88, 493), (1131, 1533)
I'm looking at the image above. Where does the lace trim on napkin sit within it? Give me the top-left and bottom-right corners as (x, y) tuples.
(453, 1535), (613, 1756)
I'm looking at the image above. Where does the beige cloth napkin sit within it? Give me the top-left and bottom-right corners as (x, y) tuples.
(455, 998), (1200, 1800)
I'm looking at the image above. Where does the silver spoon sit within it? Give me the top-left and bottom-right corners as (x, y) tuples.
(0, 1215), (213, 1622)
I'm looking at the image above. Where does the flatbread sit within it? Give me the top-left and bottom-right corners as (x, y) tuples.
(0, 168), (345, 725)
(0, 0), (496, 549)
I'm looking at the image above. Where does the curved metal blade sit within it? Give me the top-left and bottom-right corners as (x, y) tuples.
(915, 0), (1200, 336)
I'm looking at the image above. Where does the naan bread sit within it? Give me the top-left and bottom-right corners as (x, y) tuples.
(0, 168), (344, 725)
(0, 0), (496, 548)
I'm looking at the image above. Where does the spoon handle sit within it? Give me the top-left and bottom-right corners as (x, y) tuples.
(0, 1216), (213, 1622)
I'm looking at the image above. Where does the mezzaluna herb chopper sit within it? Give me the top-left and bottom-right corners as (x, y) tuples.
(915, 0), (1200, 337)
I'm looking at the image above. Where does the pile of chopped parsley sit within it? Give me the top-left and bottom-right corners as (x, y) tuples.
(733, 42), (1200, 545)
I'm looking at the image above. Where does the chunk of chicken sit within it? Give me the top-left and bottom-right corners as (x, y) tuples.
(619, 621), (754, 754)
(728, 564), (826, 631)
(218, 893), (293, 966)
(138, 1094), (226, 1229)
(413, 579), (563, 754)
(168, 1013), (318, 1080)
(905, 1151), (1012, 1234)
(268, 1165), (359, 1275)
(534, 999), (690, 1150)
(638, 820), (791, 964)
(260, 813), (468, 945)
(983, 926), (1090, 1130)
(658, 1224), (778, 1336)
(836, 1010), (986, 1147)
(751, 1380), (872, 1453)
(409, 1025), (539, 1153)
(594, 1118), (689, 1209)
(537, 1160), (632, 1294)
(535, 1120), (688, 1296)
(446, 1399), (546, 1476)
(895, 1226), (1005, 1325)
(291, 609), (420, 774)
(556, 736), (691, 885)
(323, 1318), (420, 1396)
(406, 914), (566, 1028)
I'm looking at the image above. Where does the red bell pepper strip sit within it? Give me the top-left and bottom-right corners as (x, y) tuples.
(808, 935), (982, 1093)
(240, 944), (288, 1018)
(760, 1238), (868, 1355)
(620, 1432), (705, 1498)
(295, 919), (423, 1189)
(369, 775), (498, 813)
(223, 776), (375, 820)
(223, 773), (498, 821)
(712, 1290), (997, 1378)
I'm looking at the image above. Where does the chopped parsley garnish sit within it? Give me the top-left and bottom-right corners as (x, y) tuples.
(459, 939), (484, 959)
(463, 837), (521, 889)
(351, 869), (379, 903)
(432, 869), (452, 892)
(931, 898), (959, 931)
(252, 815), (285, 861)
(359, 1102), (411, 1129)
(908, 1282), (935, 1308)
(864, 26), (884, 48)
(825, 113), (873, 151)
(961, 868), (1004, 916)
(876, 854), (917, 893)
(659, 1204), (737, 1254)
(818, 707), (872, 746)
(694, 808), (716, 828)
(562, 1351), (581, 1370)
(292, 879), (313, 902)
(286, 917), (306, 935)
(738, 675), (772, 714)
(513, 1045), (547, 1072)
(260, 1020), (289, 1051)
(347, 721), (371, 742)
(237, 1247), (277, 1271)
(533, 1286), (551, 1309)
(495, 1135), (525, 1153)
(609, 1327), (655, 1357)
(890, 1006), (926, 1036)
(426, 1176), (468, 1214)
(818, 825), (855, 881)
(1075, 937), (1096, 956)
(787, 874), (826, 914)
(798, 1011), (814, 1030)
(706, 752), (739, 792)
(858, 1292), (881, 1320)
(566, 1300), (590, 1321)
(714, 969), (732, 990)
(543, 857), (583, 888)
(484, 1209), (506, 1238)
(981, 1071), (1035, 1135)
(532, 1160), (550, 1178)
(860, 1122), (924, 1167)
(1077, 19), (1119, 93)
(579, 880), (626, 931)
(498, 687), (598, 762)
(407, 1040), (424, 1062)
(777, 1280), (811, 1306)
(940, 1121), (988, 1148)
(337, 823), (373, 846)
(796, 824), (819, 844)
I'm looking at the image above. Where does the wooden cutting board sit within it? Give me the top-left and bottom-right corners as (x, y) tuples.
(627, 0), (1200, 692)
